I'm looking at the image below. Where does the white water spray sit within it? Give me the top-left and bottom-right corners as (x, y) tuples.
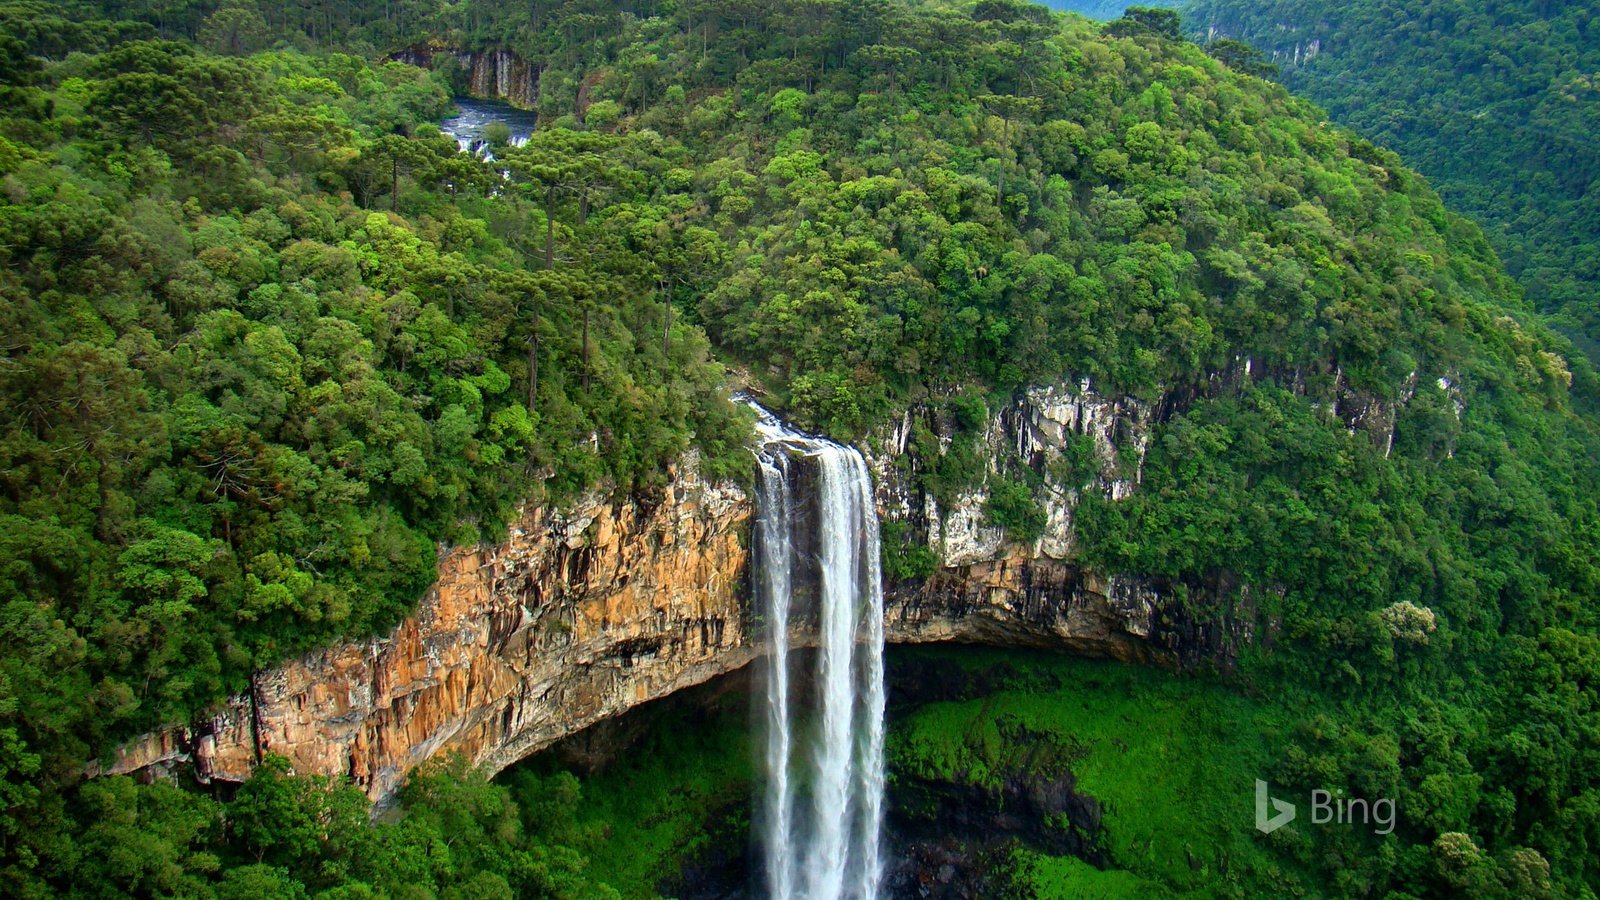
(752, 405), (886, 900)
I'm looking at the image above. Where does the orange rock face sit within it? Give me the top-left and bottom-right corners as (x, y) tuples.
(94, 440), (1216, 805)
(96, 463), (753, 804)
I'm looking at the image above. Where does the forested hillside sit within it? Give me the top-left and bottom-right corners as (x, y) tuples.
(1188, 0), (1600, 361)
(0, 1), (751, 893)
(0, 0), (1596, 897)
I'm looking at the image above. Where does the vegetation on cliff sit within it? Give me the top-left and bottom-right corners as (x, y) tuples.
(0, 2), (748, 892)
(0, 0), (1595, 897)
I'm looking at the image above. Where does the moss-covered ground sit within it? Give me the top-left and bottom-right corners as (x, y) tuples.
(504, 647), (1305, 897)
(887, 646), (1301, 896)
(503, 683), (757, 898)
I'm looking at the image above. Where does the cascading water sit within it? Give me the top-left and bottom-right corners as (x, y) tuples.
(751, 404), (886, 900)
(438, 98), (538, 164)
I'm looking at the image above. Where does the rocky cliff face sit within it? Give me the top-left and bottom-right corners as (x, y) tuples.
(99, 377), (1310, 803)
(1200, 23), (1322, 67)
(870, 380), (1256, 667)
(93, 460), (753, 803)
(391, 46), (540, 109)
(873, 362), (1421, 667)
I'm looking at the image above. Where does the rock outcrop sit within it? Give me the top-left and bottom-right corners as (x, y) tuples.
(98, 378), (1299, 804)
(872, 380), (1254, 668)
(390, 46), (540, 109)
(92, 461), (754, 803)
(869, 380), (1155, 567)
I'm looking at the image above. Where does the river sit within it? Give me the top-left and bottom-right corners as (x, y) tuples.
(438, 97), (539, 160)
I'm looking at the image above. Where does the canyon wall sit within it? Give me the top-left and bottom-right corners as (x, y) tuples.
(92, 460), (754, 804)
(390, 46), (539, 109)
(98, 368), (1420, 803)
(874, 380), (1260, 668)
(1200, 23), (1323, 67)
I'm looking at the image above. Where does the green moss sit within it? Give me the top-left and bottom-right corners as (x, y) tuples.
(1006, 848), (1170, 898)
(888, 647), (1300, 895)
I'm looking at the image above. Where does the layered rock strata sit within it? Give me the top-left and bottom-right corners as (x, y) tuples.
(390, 46), (539, 109)
(92, 463), (752, 804)
(98, 375), (1347, 803)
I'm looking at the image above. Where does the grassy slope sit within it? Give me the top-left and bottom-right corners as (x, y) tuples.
(1008, 850), (1168, 897)
(889, 647), (1295, 896)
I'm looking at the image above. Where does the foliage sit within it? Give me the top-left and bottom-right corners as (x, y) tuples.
(985, 476), (1048, 542)
(881, 520), (940, 582)
(503, 687), (753, 898)
(0, 0), (1595, 897)
(57, 754), (620, 898)
(261, 0), (1572, 443)
(889, 647), (1287, 894)
(1004, 849), (1163, 899)
(1188, 0), (1600, 362)
(0, 17), (745, 893)
(1076, 377), (1600, 893)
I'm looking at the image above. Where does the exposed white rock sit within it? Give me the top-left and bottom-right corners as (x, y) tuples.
(867, 378), (1156, 571)
(1039, 484), (1077, 560)
(934, 490), (1007, 567)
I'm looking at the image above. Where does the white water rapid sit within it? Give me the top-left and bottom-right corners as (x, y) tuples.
(752, 404), (887, 900)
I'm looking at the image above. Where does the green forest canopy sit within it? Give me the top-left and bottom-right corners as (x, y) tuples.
(1188, 0), (1600, 363)
(0, 0), (1595, 896)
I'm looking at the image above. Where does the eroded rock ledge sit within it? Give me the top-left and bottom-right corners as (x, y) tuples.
(95, 378), (1286, 804)
(94, 461), (753, 803)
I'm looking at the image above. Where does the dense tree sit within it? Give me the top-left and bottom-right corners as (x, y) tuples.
(198, 2), (269, 57)
(1205, 36), (1278, 77)
(0, 0), (1595, 897)
(0, 14), (749, 893)
(1189, 0), (1600, 363)
(1105, 5), (1182, 40)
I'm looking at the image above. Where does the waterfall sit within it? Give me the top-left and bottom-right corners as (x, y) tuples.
(757, 449), (798, 900)
(752, 404), (886, 900)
